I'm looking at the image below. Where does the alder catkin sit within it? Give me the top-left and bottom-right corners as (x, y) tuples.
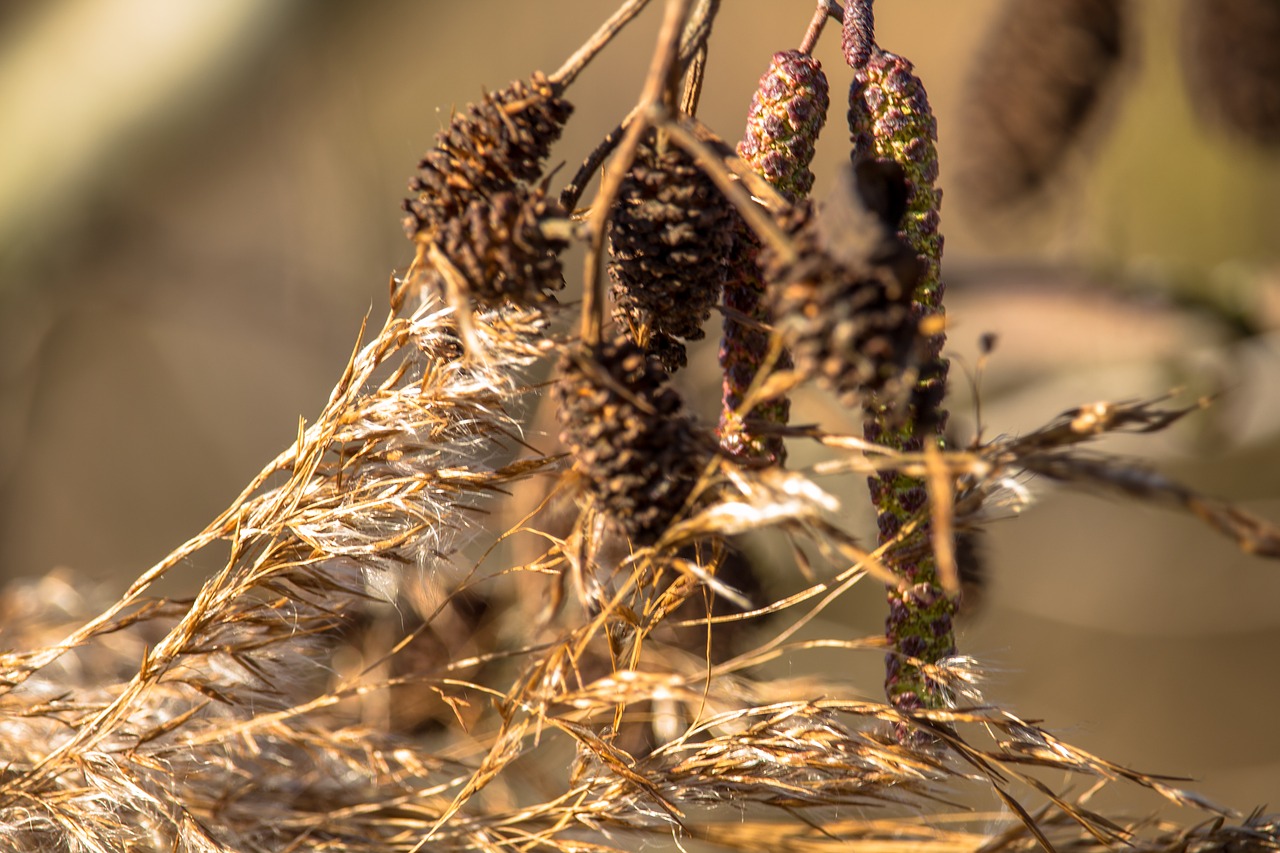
(846, 4), (955, 729)
(721, 50), (829, 462)
(958, 0), (1128, 208)
(1181, 0), (1280, 146)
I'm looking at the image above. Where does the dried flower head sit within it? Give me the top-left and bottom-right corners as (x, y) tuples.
(767, 206), (919, 411)
(765, 160), (924, 414)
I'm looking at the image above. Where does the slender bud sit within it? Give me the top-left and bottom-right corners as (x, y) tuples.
(841, 0), (875, 68)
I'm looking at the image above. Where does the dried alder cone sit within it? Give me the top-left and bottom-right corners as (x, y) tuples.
(959, 0), (1128, 208)
(1181, 0), (1280, 146)
(555, 337), (709, 545)
(765, 165), (922, 412)
(609, 130), (735, 373)
(403, 72), (574, 306)
(721, 49), (829, 462)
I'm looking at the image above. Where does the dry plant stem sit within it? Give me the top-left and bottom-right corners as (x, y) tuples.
(549, 0), (655, 89)
(677, 0), (719, 114)
(844, 4), (955, 725)
(579, 0), (695, 346)
(561, 0), (716, 214)
(799, 0), (834, 55)
(560, 108), (638, 213)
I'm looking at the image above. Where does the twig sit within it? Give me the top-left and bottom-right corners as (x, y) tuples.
(579, 0), (695, 346)
(550, 0), (655, 89)
(799, 0), (835, 54)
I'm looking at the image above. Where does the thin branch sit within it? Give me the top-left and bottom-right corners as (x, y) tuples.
(579, 0), (695, 346)
(550, 0), (656, 89)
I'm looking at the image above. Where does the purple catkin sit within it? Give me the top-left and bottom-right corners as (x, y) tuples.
(841, 0), (875, 68)
(845, 3), (955, 728)
(721, 50), (829, 463)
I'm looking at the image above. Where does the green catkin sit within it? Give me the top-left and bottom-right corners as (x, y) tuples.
(844, 1), (955, 728)
(721, 49), (829, 462)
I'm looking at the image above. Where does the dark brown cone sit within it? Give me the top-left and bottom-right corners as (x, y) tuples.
(1182, 0), (1280, 146)
(762, 166), (926, 412)
(403, 72), (573, 237)
(958, 0), (1128, 209)
(434, 184), (567, 306)
(608, 131), (735, 373)
(766, 203), (920, 411)
(554, 338), (708, 545)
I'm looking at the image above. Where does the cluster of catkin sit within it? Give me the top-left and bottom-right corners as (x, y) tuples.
(398, 0), (958, 719)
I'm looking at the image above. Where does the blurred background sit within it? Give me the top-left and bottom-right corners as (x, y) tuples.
(2, 0), (1278, 815)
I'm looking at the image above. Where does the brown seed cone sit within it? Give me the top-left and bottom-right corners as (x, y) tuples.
(765, 203), (920, 411)
(434, 184), (567, 306)
(958, 0), (1128, 208)
(554, 337), (709, 545)
(608, 131), (735, 373)
(1182, 0), (1280, 146)
(403, 72), (573, 237)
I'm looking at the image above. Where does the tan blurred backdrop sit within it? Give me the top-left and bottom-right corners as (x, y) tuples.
(2, 0), (1279, 815)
